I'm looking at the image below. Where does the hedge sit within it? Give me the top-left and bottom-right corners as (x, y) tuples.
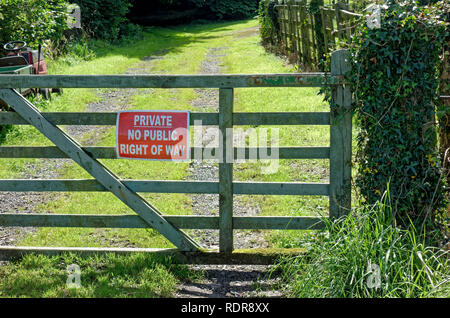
(348, 0), (449, 232)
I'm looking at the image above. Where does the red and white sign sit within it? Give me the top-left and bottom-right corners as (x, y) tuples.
(116, 110), (190, 161)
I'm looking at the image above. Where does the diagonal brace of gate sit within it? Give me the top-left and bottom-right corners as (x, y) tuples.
(0, 89), (200, 252)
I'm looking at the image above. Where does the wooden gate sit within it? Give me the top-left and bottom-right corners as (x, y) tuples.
(0, 50), (351, 263)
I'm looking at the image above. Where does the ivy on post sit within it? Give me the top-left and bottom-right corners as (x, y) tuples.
(329, 49), (352, 219)
(348, 0), (448, 231)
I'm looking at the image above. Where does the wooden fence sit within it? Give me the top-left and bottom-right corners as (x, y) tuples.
(275, 0), (361, 69)
(0, 50), (352, 263)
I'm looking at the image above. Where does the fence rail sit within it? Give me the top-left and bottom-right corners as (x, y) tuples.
(0, 146), (330, 159)
(0, 50), (352, 260)
(0, 110), (332, 125)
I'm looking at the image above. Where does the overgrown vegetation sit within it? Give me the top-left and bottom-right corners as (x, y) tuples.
(273, 188), (449, 297)
(130, 0), (259, 25)
(0, 0), (143, 58)
(0, 0), (69, 53)
(348, 0), (449, 232)
(258, 0), (280, 47)
(0, 253), (201, 297)
(206, 0), (259, 20)
(258, 0), (449, 298)
(68, 0), (143, 42)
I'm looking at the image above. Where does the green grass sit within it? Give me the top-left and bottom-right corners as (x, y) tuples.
(0, 18), (335, 297)
(271, 189), (450, 298)
(0, 253), (201, 298)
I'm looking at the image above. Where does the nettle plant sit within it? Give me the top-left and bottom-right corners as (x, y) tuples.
(348, 0), (449, 232)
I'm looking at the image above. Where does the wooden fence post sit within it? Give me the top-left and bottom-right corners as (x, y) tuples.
(329, 49), (352, 219)
(219, 88), (234, 253)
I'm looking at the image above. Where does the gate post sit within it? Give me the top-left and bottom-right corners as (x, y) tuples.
(219, 88), (234, 253)
(329, 49), (352, 219)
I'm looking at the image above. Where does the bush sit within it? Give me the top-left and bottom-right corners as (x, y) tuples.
(53, 36), (96, 66)
(348, 0), (449, 230)
(0, 0), (69, 53)
(68, 0), (141, 42)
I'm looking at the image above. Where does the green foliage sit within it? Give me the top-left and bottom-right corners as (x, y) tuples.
(258, 0), (327, 69)
(273, 189), (450, 297)
(143, 0), (205, 10)
(68, 0), (142, 42)
(0, 0), (69, 51)
(348, 0), (449, 230)
(54, 37), (96, 66)
(417, 0), (441, 5)
(258, 0), (280, 46)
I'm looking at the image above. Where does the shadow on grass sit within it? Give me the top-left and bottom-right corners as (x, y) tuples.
(0, 252), (202, 298)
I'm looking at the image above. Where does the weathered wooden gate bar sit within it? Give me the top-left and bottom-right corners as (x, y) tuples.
(218, 88), (234, 253)
(0, 73), (343, 88)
